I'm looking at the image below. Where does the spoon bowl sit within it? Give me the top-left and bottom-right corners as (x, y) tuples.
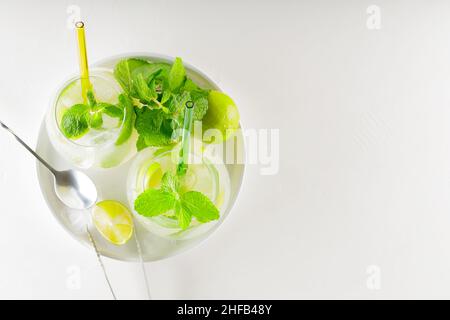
(0, 119), (98, 211)
(53, 170), (98, 210)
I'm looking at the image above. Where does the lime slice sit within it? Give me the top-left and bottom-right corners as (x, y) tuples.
(202, 90), (240, 143)
(92, 200), (133, 245)
(145, 162), (163, 189)
(115, 96), (135, 146)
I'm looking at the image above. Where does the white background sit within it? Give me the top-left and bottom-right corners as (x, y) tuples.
(1, 0), (450, 299)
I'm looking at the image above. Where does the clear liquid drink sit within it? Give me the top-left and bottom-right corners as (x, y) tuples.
(127, 142), (231, 240)
(46, 69), (137, 169)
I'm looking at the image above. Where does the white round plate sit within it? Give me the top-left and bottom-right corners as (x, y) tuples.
(36, 53), (245, 262)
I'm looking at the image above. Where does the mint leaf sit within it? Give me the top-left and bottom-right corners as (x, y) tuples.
(161, 118), (179, 140)
(114, 58), (168, 97)
(182, 79), (200, 92)
(182, 79), (209, 120)
(181, 191), (220, 223)
(161, 172), (179, 193)
(134, 189), (177, 217)
(190, 90), (209, 120)
(161, 89), (172, 104)
(175, 202), (192, 230)
(168, 57), (186, 91)
(114, 58), (148, 94)
(115, 94), (135, 146)
(61, 104), (89, 139)
(136, 135), (148, 151)
(98, 103), (123, 119)
(89, 111), (103, 129)
(134, 73), (157, 103)
(86, 90), (97, 107)
(138, 63), (170, 83)
(135, 107), (173, 147)
(168, 91), (191, 114)
(168, 89), (207, 124)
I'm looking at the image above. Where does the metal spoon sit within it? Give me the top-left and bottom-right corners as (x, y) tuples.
(0, 120), (123, 299)
(0, 120), (97, 210)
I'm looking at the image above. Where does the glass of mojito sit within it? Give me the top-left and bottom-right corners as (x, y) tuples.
(46, 69), (137, 169)
(128, 144), (231, 240)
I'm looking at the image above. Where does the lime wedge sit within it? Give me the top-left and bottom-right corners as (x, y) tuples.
(202, 90), (240, 143)
(115, 97), (135, 146)
(145, 162), (163, 189)
(92, 200), (133, 245)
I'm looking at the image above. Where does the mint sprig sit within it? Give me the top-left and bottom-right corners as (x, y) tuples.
(60, 88), (132, 144)
(113, 57), (210, 151)
(134, 172), (220, 230)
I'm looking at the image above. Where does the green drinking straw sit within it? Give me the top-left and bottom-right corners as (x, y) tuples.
(177, 101), (195, 176)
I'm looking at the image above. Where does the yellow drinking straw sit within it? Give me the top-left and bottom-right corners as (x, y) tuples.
(75, 21), (92, 104)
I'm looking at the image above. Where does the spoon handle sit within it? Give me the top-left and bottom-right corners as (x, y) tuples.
(86, 226), (117, 300)
(0, 120), (56, 174)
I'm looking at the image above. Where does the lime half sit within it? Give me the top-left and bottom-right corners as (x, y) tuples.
(202, 90), (240, 143)
(92, 200), (134, 245)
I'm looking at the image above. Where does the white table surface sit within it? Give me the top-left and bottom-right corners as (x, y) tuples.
(1, 0), (450, 299)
